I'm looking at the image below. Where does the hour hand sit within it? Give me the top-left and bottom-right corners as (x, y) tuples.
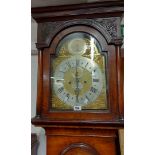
(74, 87), (80, 103)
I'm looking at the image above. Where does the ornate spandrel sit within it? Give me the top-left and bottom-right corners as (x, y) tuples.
(37, 22), (63, 47)
(95, 17), (121, 39)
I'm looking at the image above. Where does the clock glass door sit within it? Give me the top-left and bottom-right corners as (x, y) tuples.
(50, 32), (108, 111)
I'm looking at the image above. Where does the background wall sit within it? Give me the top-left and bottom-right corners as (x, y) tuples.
(31, 20), (46, 155)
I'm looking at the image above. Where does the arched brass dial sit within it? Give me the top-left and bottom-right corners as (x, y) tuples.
(50, 32), (107, 110)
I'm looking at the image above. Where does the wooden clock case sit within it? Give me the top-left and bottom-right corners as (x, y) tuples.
(32, 1), (124, 155)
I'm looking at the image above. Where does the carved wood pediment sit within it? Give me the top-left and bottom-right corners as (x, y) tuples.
(36, 17), (122, 49)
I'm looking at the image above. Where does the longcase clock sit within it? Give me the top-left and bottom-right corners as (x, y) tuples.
(32, 1), (124, 155)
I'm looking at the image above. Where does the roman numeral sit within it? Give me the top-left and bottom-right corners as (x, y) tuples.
(57, 87), (64, 93)
(90, 87), (97, 93)
(85, 95), (90, 101)
(66, 93), (70, 98)
(85, 62), (88, 67)
(66, 62), (71, 68)
(93, 79), (99, 82)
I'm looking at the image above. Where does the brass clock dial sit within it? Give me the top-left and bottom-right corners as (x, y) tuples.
(50, 32), (107, 111)
(53, 56), (103, 107)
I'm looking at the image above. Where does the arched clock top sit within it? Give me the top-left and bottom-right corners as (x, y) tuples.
(49, 31), (108, 111)
(36, 17), (123, 49)
(48, 25), (108, 55)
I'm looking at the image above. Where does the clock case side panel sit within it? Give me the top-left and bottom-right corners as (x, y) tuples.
(40, 25), (121, 123)
(34, 49), (43, 118)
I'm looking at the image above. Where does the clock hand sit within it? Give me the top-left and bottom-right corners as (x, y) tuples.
(75, 59), (80, 103)
(75, 87), (79, 103)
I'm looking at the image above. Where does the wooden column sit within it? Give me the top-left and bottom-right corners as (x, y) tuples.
(115, 42), (124, 120)
(36, 49), (43, 117)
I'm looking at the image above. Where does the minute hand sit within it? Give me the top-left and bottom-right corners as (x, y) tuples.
(75, 59), (80, 103)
